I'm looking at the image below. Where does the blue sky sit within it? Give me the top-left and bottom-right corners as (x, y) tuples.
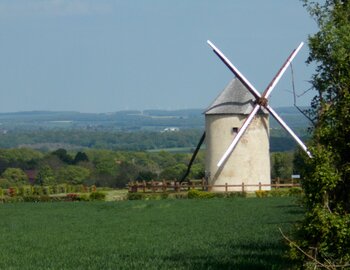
(0, 0), (317, 113)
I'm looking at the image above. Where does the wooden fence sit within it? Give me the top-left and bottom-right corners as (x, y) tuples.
(128, 179), (300, 193)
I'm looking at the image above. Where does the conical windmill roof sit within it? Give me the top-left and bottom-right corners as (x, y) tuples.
(205, 78), (268, 115)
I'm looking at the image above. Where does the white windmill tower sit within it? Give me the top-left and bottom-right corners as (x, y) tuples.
(203, 40), (312, 192)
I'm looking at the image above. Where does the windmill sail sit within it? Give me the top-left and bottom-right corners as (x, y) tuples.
(207, 40), (312, 168)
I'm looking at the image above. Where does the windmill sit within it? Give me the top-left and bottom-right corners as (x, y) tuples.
(182, 40), (312, 191)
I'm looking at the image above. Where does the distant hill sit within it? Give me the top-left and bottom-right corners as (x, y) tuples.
(0, 107), (312, 152)
(0, 107), (310, 131)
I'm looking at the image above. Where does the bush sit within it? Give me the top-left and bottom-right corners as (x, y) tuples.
(188, 189), (216, 199)
(223, 192), (247, 198)
(127, 193), (143, 200)
(22, 195), (41, 202)
(89, 191), (106, 201)
(19, 185), (32, 196)
(1, 196), (23, 203)
(42, 186), (51, 196)
(65, 193), (79, 201)
(0, 178), (12, 189)
(270, 189), (289, 197)
(56, 184), (67, 194)
(288, 187), (303, 197)
(78, 194), (90, 201)
(8, 187), (18, 197)
(255, 190), (269, 198)
(168, 192), (188, 199)
(126, 192), (171, 201)
(32, 186), (43, 196)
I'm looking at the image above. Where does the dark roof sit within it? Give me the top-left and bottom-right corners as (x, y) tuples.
(205, 78), (268, 115)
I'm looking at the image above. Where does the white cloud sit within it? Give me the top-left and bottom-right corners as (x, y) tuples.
(0, 0), (112, 18)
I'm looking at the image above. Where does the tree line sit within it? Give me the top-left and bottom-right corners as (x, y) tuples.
(0, 148), (205, 189)
(0, 128), (307, 152)
(0, 147), (302, 189)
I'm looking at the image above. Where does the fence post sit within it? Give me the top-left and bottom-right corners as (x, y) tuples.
(242, 182), (245, 193)
(225, 183), (228, 192)
(202, 178), (205, 191)
(259, 182), (261, 191)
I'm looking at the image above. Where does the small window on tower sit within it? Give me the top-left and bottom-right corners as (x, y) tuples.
(232, 127), (238, 133)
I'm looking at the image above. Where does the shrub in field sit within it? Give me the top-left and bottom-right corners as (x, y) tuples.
(0, 178), (11, 188)
(42, 186), (51, 196)
(224, 191), (247, 198)
(56, 184), (67, 194)
(167, 192), (188, 199)
(126, 192), (170, 200)
(32, 186), (43, 196)
(288, 187), (303, 197)
(188, 189), (216, 199)
(127, 193), (143, 200)
(66, 185), (75, 193)
(270, 189), (289, 197)
(1, 195), (23, 203)
(19, 185), (32, 196)
(22, 195), (41, 202)
(78, 194), (90, 201)
(8, 187), (18, 197)
(90, 185), (97, 192)
(89, 191), (106, 201)
(160, 193), (169, 199)
(39, 195), (51, 202)
(255, 190), (269, 198)
(65, 193), (79, 201)
(0, 187), (3, 197)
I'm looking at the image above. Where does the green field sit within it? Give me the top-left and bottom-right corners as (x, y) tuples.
(0, 197), (303, 269)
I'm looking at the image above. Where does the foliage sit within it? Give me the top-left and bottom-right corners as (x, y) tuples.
(159, 163), (187, 181)
(89, 191), (106, 201)
(0, 197), (302, 269)
(1, 168), (28, 185)
(0, 178), (11, 188)
(65, 193), (80, 201)
(57, 165), (90, 185)
(292, 0), (350, 268)
(51, 148), (74, 164)
(36, 165), (56, 186)
(255, 190), (269, 198)
(271, 152), (294, 179)
(126, 192), (169, 201)
(73, 151), (89, 164)
(0, 147), (205, 188)
(187, 189), (216, 199)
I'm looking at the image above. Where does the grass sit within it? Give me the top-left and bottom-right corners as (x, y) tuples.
(0, 197), (303, 269)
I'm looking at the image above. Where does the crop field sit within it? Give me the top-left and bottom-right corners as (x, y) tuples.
(0, 197), (303, 269)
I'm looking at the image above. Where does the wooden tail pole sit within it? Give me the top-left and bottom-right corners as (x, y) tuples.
(180, 132), (206, 182)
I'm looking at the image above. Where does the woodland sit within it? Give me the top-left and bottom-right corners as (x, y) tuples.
(0, 147), (296, 189)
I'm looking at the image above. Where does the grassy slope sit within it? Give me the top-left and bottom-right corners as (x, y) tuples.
(0, 197), (303, 269)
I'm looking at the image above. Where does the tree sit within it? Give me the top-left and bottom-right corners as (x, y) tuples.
(51, 148), (73, 164)
(271, 152), (293, 179)
(57, 165), (90, 185)
(36, 165), (56, 186)
(291, 1), (350, 268)
(1, 168), (29, 185)
(73, 151), (89, 164)
(159, 164), (187, 181)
